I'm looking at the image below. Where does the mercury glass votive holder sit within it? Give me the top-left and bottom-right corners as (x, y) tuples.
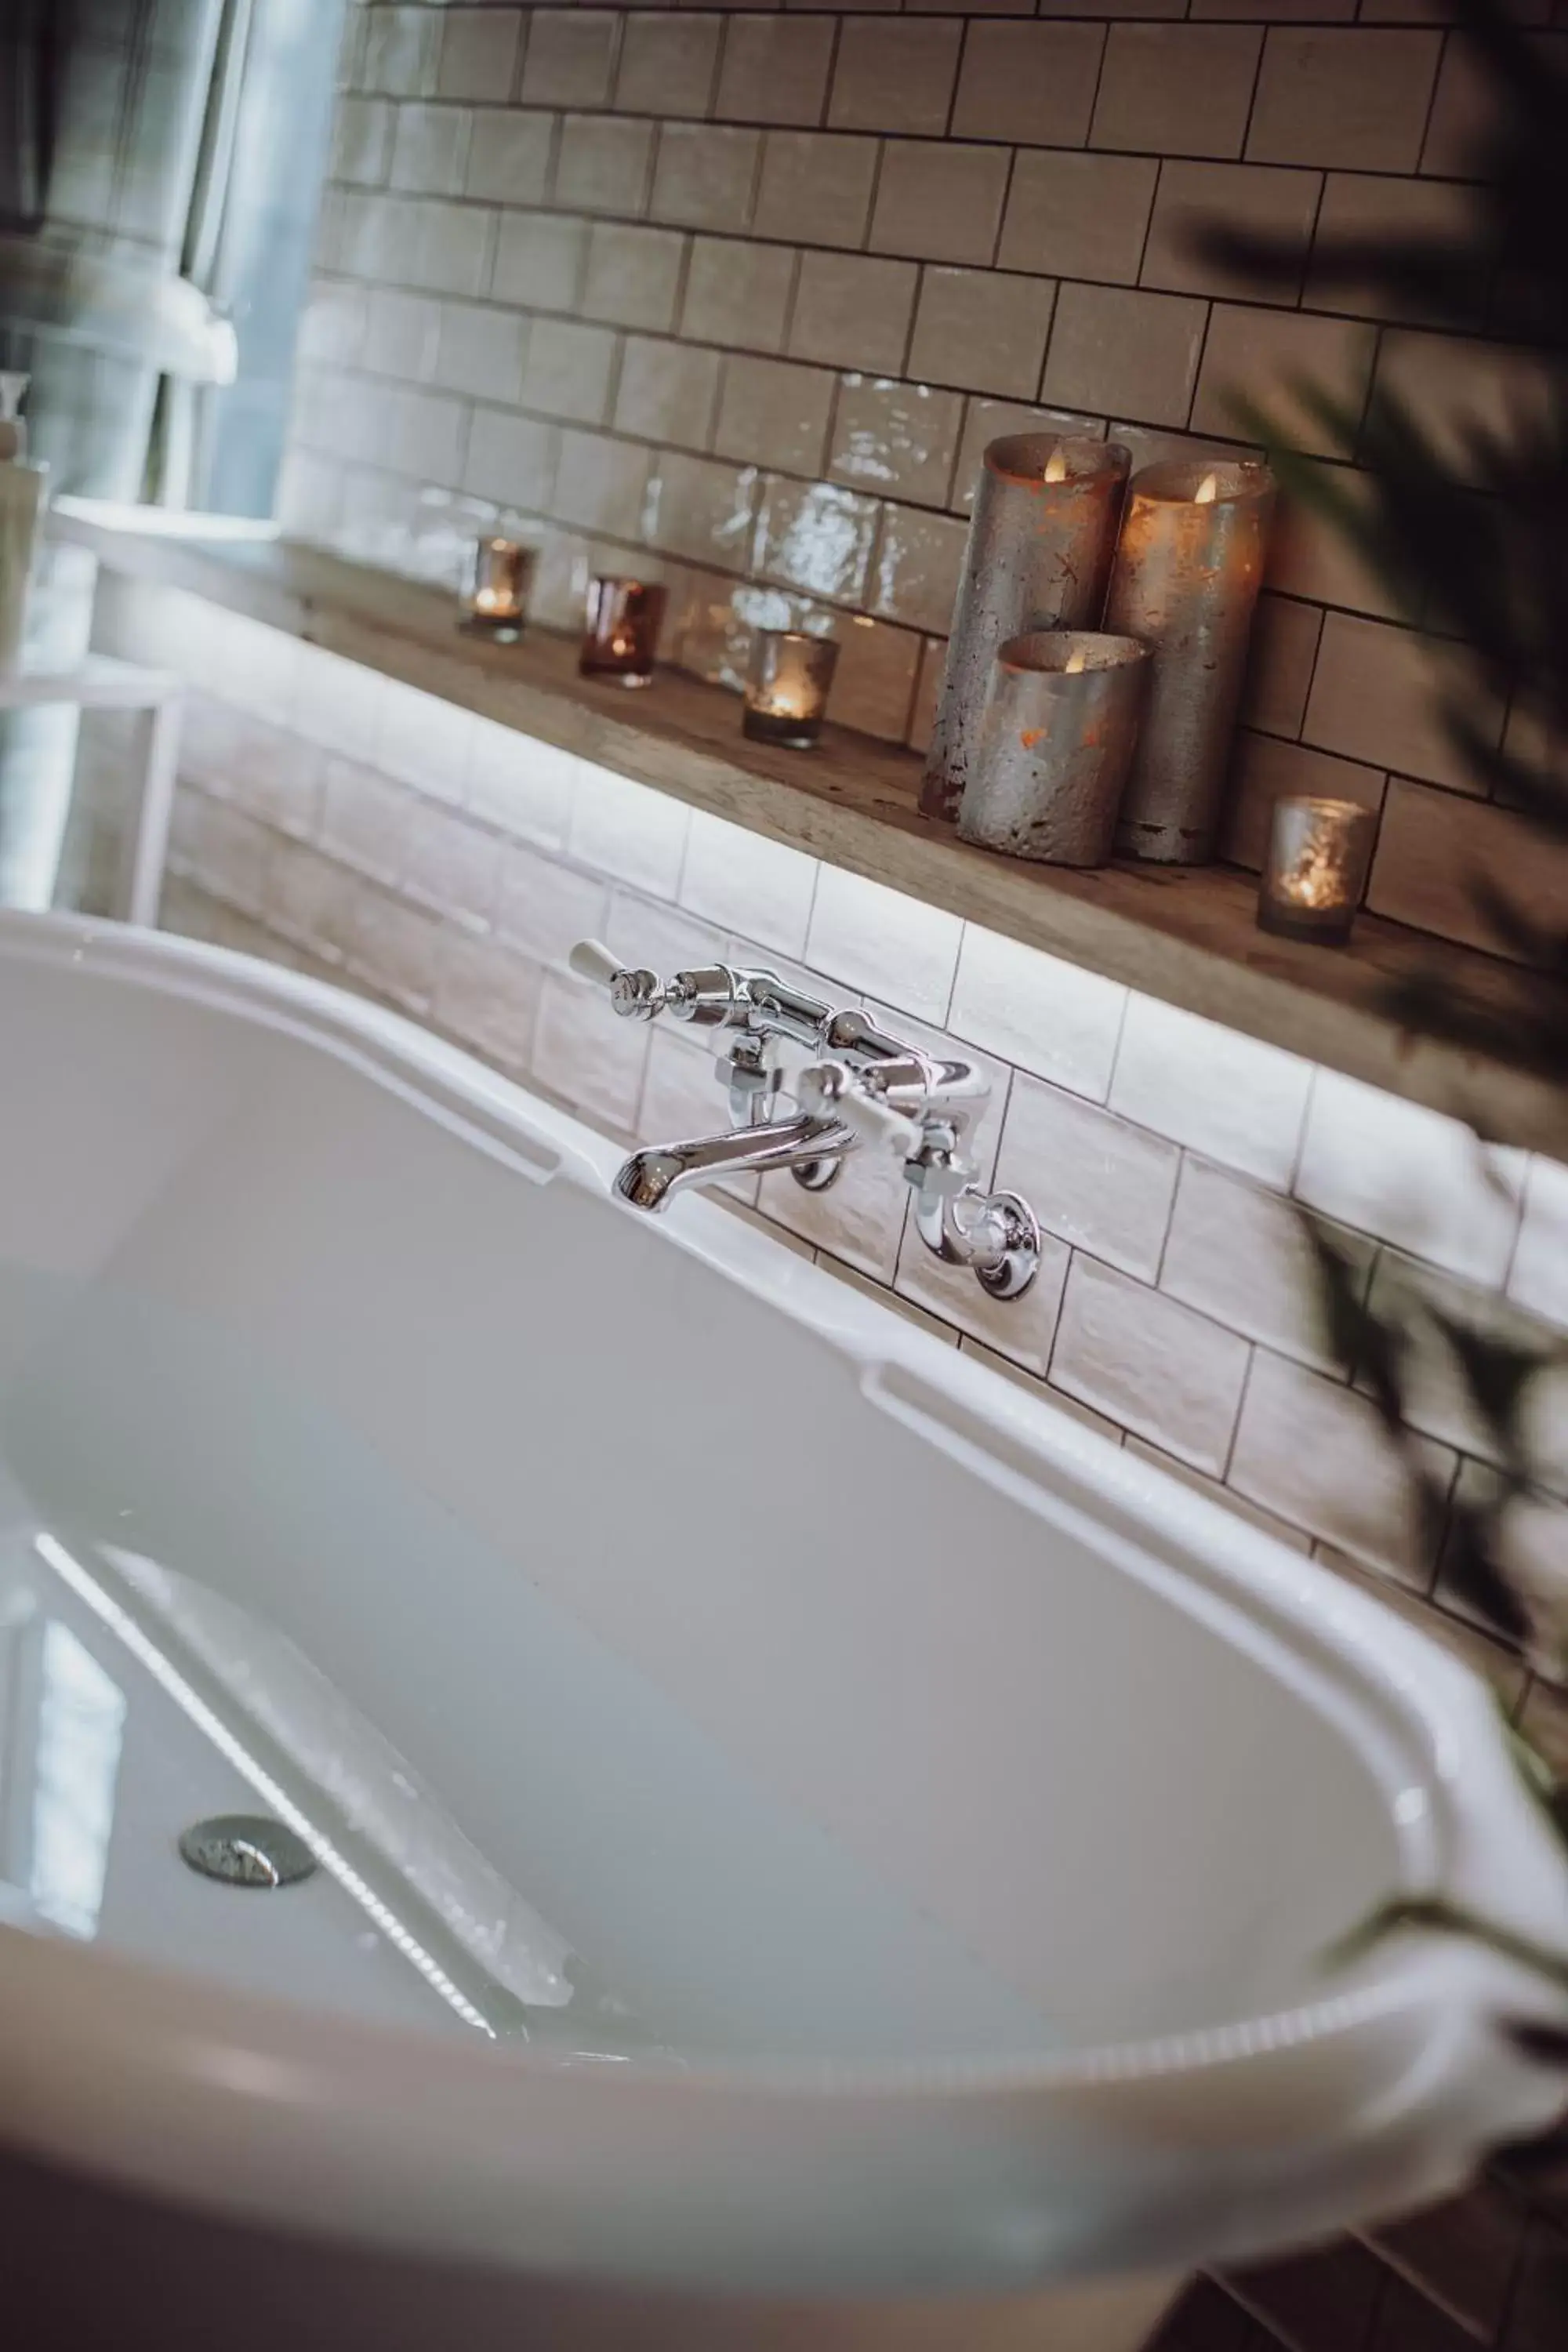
(1256, 797), (1375, 945)
(958, 631), (1150, 869)
(742, 630), (839, 749)
(460, 535), (533, 642)
(579, 575), (666, 687)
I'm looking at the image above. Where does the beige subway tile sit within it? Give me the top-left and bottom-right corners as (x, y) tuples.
(829, 615), (922, 742)
(334, 96), (394, 187)
(432, 930), (541, 1073)
(1041, 282), (1206, 429)
(554, 114), (652, 217)
(1000, 1076), (1179, 1282)
(615, 14), (720, 118)
(909, 268), (1057, 401)
(678, 809), (818, 959)
(1192, 306), (1377, 456)
(1240, 594), (1323, 739)
(552, 427), (653, 540)
(870, 504), (966, 635)
(1361, 1252), (1565, 1471)
(1162, 1159), (1374, 1375)
(1374, 332), (1550, 488)
(1367, 777), (1568, 960)
(1124, 1438), (1315, 1555)
(805, 863), (962, 1026)
(389, 102), (471, 198)
(829, 18), (960, 137)
(400, 798), (503, 928)
(521, 318), (618, 424)
(465, 111), (552, 207)
(789, 250), (918, 377)
(998, 151), (1157, 286)
(615, 336), (720, 448)
(1296, 1068), (1526, 1287)
(949, 927), (1127, 1102)
(714, 355), (834, 476)
(651, 123), (758, 234)
(760, 1127), (909, 1283)
(822, 1257), (962, 1350)
(434, 300), (527, 401)
(1093, 24), (1261, 162)
(361, 8), (441, 100)
(1419, 33), (1494, 177)
(438, 8), (521, 104)
(495, 839), (607, 969)
(224, 722), (323, 842)
(568, 761), (690, 899)
(491, 209), (587, 310)
(647, 449), (759, 568)
(363, 287), (441, 380)
(1053, 1257), (1249, 1476)
(346, 880), (441, 1012)
(1142, 162), (1320, 304)
(949, 23), (1104, 148)
(462, 405), (557, 509)
(521, 9), (619, 110)
(1111, 994), (1312, 1189)
(829, 376), (963, 508)
(869, 140), (1011, 270)
(1265, 465), (1403, 622)
(898, 1218), (1070, 1382)
(1309, 174), (1482, 324)
(464, 724), (575, 850)
(1247, 27), (1442, 172)
(1221, 731), (1384, 873)
(1305, 612), (1494, 796)
(949, 398), (1105, 514)
(1510, 1158), (1568, 1334)
(753, 132), (878, 252)
(581, 222), (686, 332)
(409, 196), (495, 298)
(532, 968), (650, 1136)
(964, 1344), (1127, 1455)
(1229, 1348), (1452, 1584)
(754, 476), (879, 603)
(256, 836), (350, 956)
(716, 14), (835, 128)
(684, 236), (795, 352)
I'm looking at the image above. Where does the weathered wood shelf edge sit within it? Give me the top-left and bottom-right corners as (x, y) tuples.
(54, 503), (1567, 1160)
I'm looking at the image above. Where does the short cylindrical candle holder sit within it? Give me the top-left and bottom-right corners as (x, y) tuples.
(579, 575), (666, 688)
(742, 630), (838, 750)
(1256, 797), (1374, 946)
(922, 434), (1131, 823)
(1104, 458), (1276, 866)
(460, 535), (532, 642)
(957, 632), (1149, 869)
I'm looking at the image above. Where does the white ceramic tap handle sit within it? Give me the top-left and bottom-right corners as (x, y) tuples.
(798, 1062), (921, 1159)
(569, 938), (623, 989)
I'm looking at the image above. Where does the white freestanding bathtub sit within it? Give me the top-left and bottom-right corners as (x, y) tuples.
(1, 909), (1566, 2349)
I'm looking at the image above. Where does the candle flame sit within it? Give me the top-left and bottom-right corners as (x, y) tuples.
(1195, 472), (1220, 505)
(1043, 450), (1068, 485)
(1064, 648), (1087, 674)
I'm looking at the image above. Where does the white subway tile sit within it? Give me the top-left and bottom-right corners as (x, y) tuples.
(495, 841), (607, 970)
(1509, 1156), (1568, 1333)
(604, 891), (727, 981)
(804, 865), (962, 1026)
(637, 1028), (753, 1200)
(320, 756), (409, 884)
(896, 1214), (1070, 1380)
(820, 1258), (960, 1349)
(1161, 1159), (1373, 1375)
(1051, 1255), (1250, 1476)
(530, 970), (649, 1138)
(400, 800), (503, 928)
(1295, 1068), (1526, 1287)
(758, 1135), (909, 1284)
(1123, 1438), (1314, 1556)
(431, 931), (541, 1073)
(677, 810), (818, 960)
(959, 1340), (1126, 1450)
(261, 839), (357, 959)
(1109, 993), (1312, 1188)
(346, 880), (442, 1013)
(292, 643), (387, 765)
(214, 612), (301, 727)
(372, 677), (474, 804)
(998, 1076), (1179, 1283)
(568, 762), (689, 898)
(463, 723), (575, 850)
(949, 927), (1127, 1102)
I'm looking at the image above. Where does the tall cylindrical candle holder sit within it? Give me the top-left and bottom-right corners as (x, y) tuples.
(921, 434), (1131, 823)
(742, 630), (838, 749)
(957, 632), (1149, 869)
(1104, 456), (1276, 865)
(460, 535), (533, 642)
(1256, 797), (1374, 945)
(579, 576), (666, 687)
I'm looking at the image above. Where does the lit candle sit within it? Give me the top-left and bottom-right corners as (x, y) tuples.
(1103, 457), (1276, 864)
(579, 575), (666, 688)
(957, 631), (1149, 869)
(922, 433), (1131, 822)
(742, 630), (839, 749)
(1256, 797), (1374, 946)
(460, 535), (532, 642)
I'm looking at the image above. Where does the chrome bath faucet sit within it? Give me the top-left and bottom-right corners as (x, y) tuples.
(571, 939), (1040, 1301)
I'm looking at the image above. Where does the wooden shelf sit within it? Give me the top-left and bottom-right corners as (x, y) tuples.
(0, 652), (180, 710)
(51, 498), (1567, 1159)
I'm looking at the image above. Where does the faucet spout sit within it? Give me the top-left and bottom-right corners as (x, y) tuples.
(612, 1112), (853, 1213)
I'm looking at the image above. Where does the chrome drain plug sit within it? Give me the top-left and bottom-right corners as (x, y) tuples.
(178, 1815), (318, 1889)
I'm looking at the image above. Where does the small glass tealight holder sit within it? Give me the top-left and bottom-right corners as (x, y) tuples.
(460, 535), (533, 642)
(579, 576), (666, 688)
(1256, 796), (1375, 946)
(742, 630), (839, 750)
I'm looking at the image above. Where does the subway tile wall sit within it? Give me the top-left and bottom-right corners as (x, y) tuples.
(281, 2), (1568, 968)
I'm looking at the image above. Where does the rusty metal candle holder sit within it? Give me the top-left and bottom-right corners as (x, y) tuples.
(579, 575), (666, 688)
(742, 630), (838, 749)
(957, 632), (1149, 869)
(921, 434), (1131, 823)
(1256, 796), (1374, 945)
(1104, 456), (1276, 866)
(460, 534), (533, 642)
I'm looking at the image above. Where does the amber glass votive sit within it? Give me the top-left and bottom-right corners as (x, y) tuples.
(1257, 797), (1375, 945)
(579, 576), (666, 687)
(742, 630), (838, 749)
(461, 535), (532, 642)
